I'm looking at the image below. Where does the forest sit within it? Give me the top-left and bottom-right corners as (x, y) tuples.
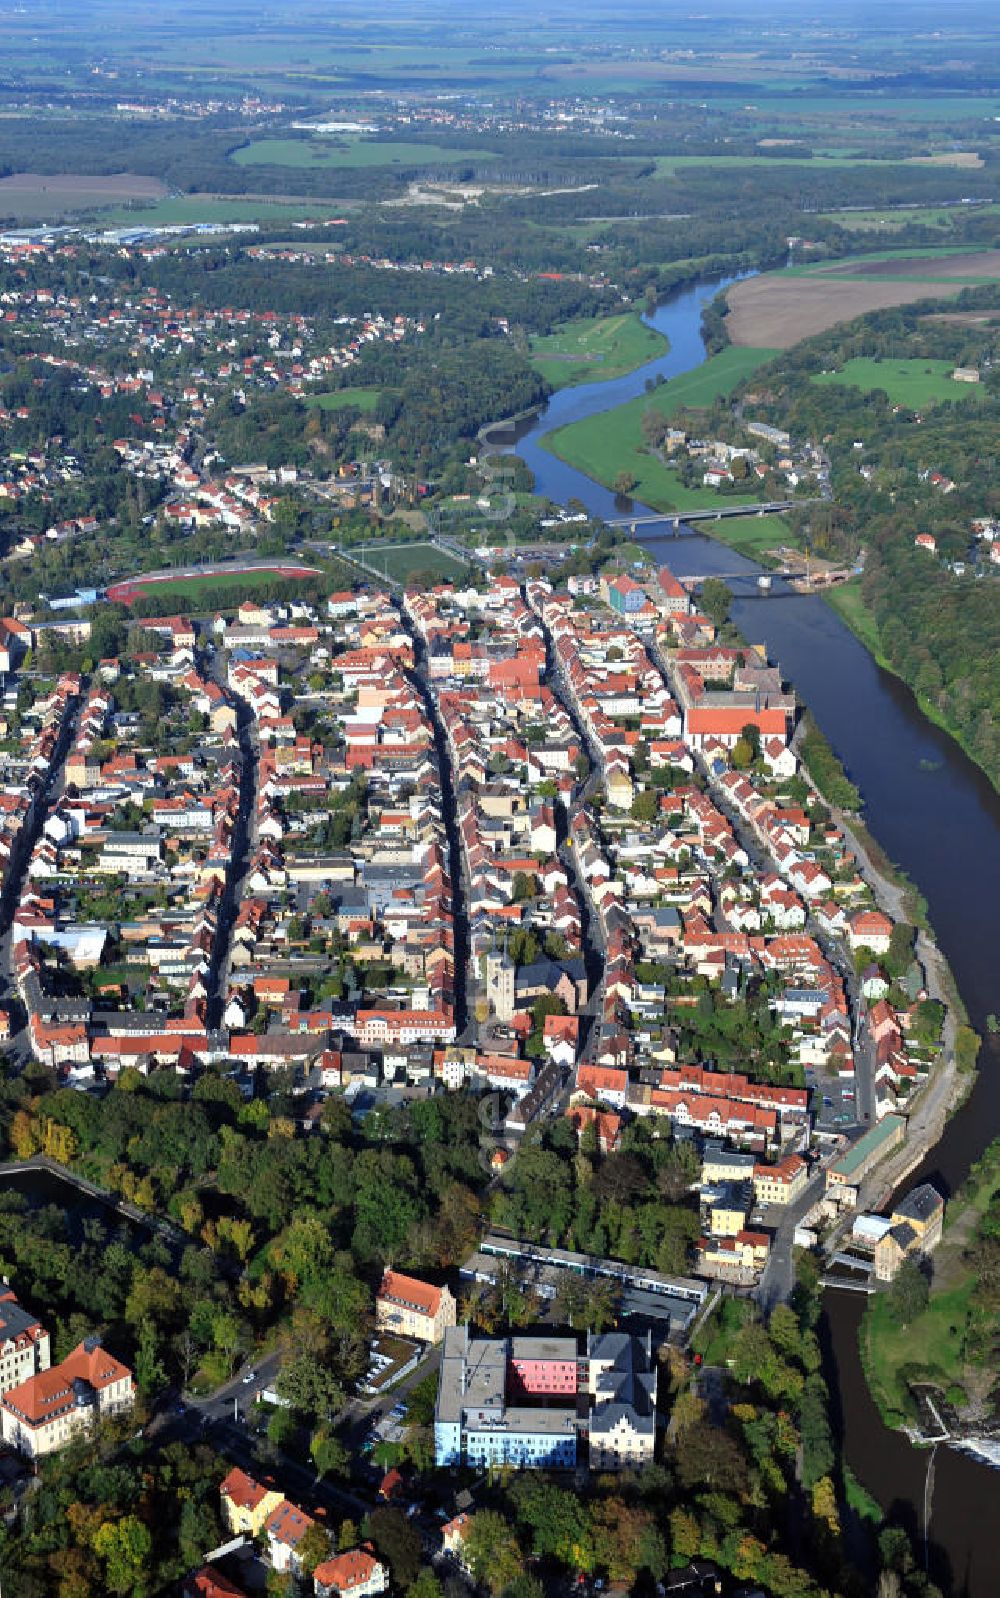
(725, 290), (1000, 791)
(0, 1058), (939, 1598)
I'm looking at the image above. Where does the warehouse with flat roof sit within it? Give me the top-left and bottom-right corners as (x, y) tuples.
(826, 1115), (905, 1194)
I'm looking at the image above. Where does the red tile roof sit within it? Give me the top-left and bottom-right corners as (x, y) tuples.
(1, 1339), (130, 1428)
(220, 1467), (273, 1512)
(314, 1549), (384, 1594)
(377, 1269), (443, 1318)
(186, 1569), (248, 1598)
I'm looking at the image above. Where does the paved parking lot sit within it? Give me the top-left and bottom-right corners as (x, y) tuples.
(805, 1068), (862, 1132)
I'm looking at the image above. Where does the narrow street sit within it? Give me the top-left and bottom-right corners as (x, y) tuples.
(0, 684), (82, 1030)
(204, 643), (260, 1029)
(528, 588), (609, 1053)
(405, 631), (470, 1038)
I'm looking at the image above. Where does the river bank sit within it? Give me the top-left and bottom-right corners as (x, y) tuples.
(860, 1137), (1000, 1436)
(502, 270), (1000, 1595)
(824, 578), (1000, 803)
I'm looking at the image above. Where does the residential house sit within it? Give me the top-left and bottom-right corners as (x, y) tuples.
(219, 1467), (284, 1537)
(375, 1270), (457, 1344)
(265, 1499), (317, 1575)
(313, 1549), (389, 1598)
(184, 1571), (248, 1598)
(0, 1337), (133, 1458)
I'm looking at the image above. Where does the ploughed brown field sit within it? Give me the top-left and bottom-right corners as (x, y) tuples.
(821, 249), (1000, 279)
(0, 171), (167, 220)
(724, 253), (1000, 348)
(907, 150), (984, 168)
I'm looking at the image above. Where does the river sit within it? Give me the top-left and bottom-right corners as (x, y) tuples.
(502, 280), (1000, 1594)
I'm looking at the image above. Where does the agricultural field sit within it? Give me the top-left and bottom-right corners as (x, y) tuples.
(0, 171), (166, 221)
(542, 346), (777, 512)
(724, 251), (1000, 348)
(653, 150), (985, 180)
(304, 387), (383, 412)
(231, 137), (498, 170)
(710, 90), (1000, 123)
(820, 204), (1000, 232)
(812, 357), (985, 409)
(529, 314), (667, 390)
(654, 153), (883, 177)
(791, 247), (1000, 282)
(96, 195), (347, 229)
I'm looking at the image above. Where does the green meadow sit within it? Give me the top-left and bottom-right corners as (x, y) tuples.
(812, 358), (985, 408)
(821, 204), (1000, 232)
(529, 314), (668, 390)
(542, 345), (778, 514)
(305, 387), (383, 413)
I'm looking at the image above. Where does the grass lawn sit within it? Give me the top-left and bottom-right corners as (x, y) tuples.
(542, 346), (777, 512)
(603, 539), (655, 567)
(706, 511), (797, 562)
(232, 136), (497, 170)
(690, 1295), (754, 1364)
(353, 541), (468, 584)
(825, 578), (884, 660)
(842, 1464), (883, 1525)
(113, 565), (322, 607)
(862, 1280), (974, 1420)
(812, 358), (984, 409)
(529, 313), (667, 390)
(305, 387), (382, 412)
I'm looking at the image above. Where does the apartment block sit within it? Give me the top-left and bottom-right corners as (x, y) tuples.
(0, 1291), (50, 1397)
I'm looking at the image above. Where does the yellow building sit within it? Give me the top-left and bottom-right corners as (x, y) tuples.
(697, 1230), (770, 1279)
(752, 1153), (809, 1207)
(700, 1146), (755, 1186)
(375, 1271), (457, 1345)
(703, 1179), (752, 1238)
(874, 1184), (945, 1283)
(219, 1467), (284, 1537)
(708, 1198), (749, 1237)
(605, 765), (634, 811)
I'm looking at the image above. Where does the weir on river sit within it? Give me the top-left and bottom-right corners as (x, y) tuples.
(502, 277), (1000, 1597)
